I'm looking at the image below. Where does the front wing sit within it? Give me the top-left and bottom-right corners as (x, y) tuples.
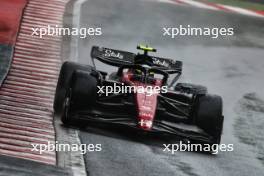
(67, 109), (215, 144)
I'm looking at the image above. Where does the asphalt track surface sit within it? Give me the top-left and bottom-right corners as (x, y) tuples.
(69, 0), (264, 175)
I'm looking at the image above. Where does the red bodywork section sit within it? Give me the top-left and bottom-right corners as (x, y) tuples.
(122, 71), (163, 131)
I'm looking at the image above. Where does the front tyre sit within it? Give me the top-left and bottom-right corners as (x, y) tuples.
(195, 94), (224, 144)
(53, 62), (93, 116)
(61, 71), (98, 125)
(61, 89), (72, 124)
(71, 70), (97, 107)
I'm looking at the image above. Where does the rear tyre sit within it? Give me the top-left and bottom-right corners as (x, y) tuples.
(53, 62), (93, 116)
(195, 94), (224, 145)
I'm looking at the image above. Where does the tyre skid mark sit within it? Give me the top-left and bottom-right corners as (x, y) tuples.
(234, 93), (264, 166)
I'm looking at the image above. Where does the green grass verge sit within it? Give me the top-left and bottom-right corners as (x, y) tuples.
(198, 0), (264, 11)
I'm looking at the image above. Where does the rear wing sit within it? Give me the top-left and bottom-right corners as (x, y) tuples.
(90, 46), (182, 74)
(90, 46), (135, 67)
(149, 56), (182, 74)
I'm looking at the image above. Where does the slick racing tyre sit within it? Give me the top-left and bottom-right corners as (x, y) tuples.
(175, 83), (207, 95)
(54, 61), (93, 116)
(195, 94), (224, 144)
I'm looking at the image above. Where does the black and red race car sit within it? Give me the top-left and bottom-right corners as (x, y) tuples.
(54, 45), (224, 147)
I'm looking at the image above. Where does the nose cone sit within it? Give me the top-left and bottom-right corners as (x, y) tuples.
(136, 90), (158, 131)
(138, 112), (154, 130)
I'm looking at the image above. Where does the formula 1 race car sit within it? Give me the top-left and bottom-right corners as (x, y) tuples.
(54, 45), (224, 147)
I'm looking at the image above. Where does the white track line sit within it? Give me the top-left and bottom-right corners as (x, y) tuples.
(159, 0), (264, 18)
(178, 0), (219, 10)
(70, 0), (88, 62)
(220, 4), (264, 18)
(157, 0), (180, 5)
